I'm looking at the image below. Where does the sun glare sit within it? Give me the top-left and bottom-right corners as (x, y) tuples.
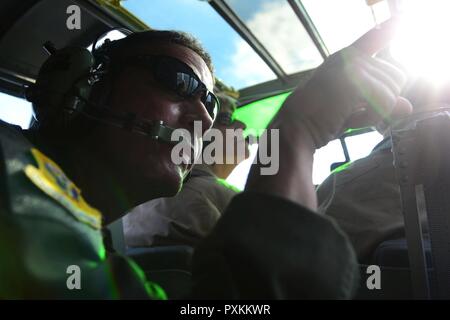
(390, 0), (450, 87)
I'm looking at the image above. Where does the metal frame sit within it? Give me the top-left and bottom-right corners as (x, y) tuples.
(391, 128), (431, 299)
(341, 127), (375, 139)
(339, 137), (351, 163)
(239, 68), (315, 103)
(287, 0), (329, 59)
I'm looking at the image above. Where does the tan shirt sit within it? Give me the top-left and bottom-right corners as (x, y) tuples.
(317, 145), (406, 262)
(317, 113), (450, 262)
(123, 164), (238, 248)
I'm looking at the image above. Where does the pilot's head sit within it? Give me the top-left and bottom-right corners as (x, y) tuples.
(89, 31), (215, 200)
(31, 30), (217, 210)
(209, 93), (249, 171)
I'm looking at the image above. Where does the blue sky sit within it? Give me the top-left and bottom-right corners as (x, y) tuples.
(225, 0), (269, 21)
(123, 0), (244, 87)
(122, 0), (276, 89)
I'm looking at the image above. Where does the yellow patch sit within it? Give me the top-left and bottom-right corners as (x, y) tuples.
(24, 148), (102, 229)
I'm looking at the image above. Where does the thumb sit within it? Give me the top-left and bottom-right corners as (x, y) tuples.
(390, 96), (413, 120)
(374, 96), (413, 133)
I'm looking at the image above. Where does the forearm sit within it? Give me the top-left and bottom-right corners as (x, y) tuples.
(245, 122), (318, 212)
(191, 192), (359, 299)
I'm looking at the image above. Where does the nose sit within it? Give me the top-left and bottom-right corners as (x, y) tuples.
(180, 98), (213, 134)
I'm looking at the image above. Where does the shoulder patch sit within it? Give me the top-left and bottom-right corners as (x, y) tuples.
(24, 148), (102, 229)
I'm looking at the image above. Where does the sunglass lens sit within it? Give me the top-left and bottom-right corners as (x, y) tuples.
(176, 72), (199, 96)
(151, 56), (219, 119)
(204, 94), (219, 120)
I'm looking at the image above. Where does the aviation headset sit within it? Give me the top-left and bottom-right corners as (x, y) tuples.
(26, 29), (176, 142)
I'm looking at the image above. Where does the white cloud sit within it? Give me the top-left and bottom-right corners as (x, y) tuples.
(226, 39), (276, 88)
(245, 1), (322, 73)
(227, 0), (323, 86)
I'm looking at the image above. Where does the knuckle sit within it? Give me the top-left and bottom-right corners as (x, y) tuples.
(344, 63), (367, 84)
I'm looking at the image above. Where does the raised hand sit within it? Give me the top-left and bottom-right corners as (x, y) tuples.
(273, 19), (412, 149)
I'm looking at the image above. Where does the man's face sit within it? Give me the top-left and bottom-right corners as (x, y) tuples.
(92, 42), (214, 203)
(213, 98), (249, 165)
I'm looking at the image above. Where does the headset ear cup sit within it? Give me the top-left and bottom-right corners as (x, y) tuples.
(33, 46), (95, 127)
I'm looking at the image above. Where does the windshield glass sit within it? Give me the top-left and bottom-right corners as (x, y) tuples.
(122, 0), (277, 89)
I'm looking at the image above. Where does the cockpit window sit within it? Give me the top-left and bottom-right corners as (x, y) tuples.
(122, 0), (394, 91)
(0, 92), (32, 129)
(87, 30), (127, 51)
(227, 132), (384, 189)
(227, 90), (384, 188)
(345, 130), (384, 161)
(224, 0), (324, 73)
(302, 0), (391, 53)
(122, 0), (277, 89)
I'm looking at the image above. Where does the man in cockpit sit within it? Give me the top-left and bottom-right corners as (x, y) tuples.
(0, 21), (410, 299)
(123, 93), (250, 248)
